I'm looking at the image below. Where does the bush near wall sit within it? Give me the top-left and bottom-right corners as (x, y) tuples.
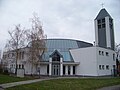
(0, 64), (9, 75)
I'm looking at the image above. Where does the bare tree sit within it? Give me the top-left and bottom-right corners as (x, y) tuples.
(5, 24), (26, 74)
(115, 44), (120, 75)
(26, 14), (47, 75)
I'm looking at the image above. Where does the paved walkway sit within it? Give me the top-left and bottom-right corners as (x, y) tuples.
(0, 77), (120, 90)
(97, 85), (120, 90)
(0, 78), (54, 90)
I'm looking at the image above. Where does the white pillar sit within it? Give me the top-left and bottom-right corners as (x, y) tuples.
(70, 66), (73, 75)
(65, 65), (68, 75)
(94, 20), (99, 46)
(60, 58), (63, 76)
(105, 16), (111, 48)
(49, 58), (52, 76)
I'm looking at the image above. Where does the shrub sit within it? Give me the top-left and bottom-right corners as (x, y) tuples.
(0, 68), (3, 73)
(3, 69), (9, 75)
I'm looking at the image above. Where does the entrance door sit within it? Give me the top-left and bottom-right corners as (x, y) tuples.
(50, 50), (61, 76)
(52, 64), (60, 76)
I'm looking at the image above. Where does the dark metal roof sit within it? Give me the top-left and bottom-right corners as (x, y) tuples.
(76, 40), (93, 48)
(95, 8), (112, 20)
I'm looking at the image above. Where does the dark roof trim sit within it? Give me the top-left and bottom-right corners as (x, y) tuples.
(49, 50), (63, 57)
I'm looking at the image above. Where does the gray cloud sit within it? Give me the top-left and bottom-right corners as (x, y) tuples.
(0, 0), (120, 50)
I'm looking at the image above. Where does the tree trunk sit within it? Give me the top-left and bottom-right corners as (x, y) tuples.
(15, 50), (18, 75)
(31, 62), (34, 76)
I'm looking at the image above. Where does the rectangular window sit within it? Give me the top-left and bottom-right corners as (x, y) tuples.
(63, 65), (65, 75)
(102, 18), (105, 23)
(19, 64), (21, 69)
(106, 52), (109, 56)
(102, 51), (104, 56)
(113, 54), (115, 61)
(102, 65), (104, 70)
(73, 66), (75, 75)
(47, 65), (49, 74)
(110, 24), (113, 29)
(22, 64), (24, 69)
(99, 51), (101, 55)
(106, 65), (109, 70)
(102, 24), (106, 28)
(68, 66), (70, 75)
(98, 25), (101, 29)
(99, 65), (102, 70)
(109, 19), (113, 24)
(98, 20), (101, 24)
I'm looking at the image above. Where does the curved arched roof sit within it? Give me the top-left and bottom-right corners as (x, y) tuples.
(43, 39), (93, 62)
(46, 39), (93, 51)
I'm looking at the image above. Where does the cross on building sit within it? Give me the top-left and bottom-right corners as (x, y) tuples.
(101, 3), (104, 9)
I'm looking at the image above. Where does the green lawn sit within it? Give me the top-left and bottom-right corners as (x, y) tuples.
(0, 74), (32, 84)
(6, 77), (120, 90)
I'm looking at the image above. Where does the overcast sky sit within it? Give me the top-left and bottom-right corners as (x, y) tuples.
(0, 0), (120, 50)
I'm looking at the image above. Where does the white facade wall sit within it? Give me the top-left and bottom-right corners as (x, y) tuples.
(96, 47), (116, 76)
(40, 65), (47, 75)
(2, 46), (116, 76)
(70, 47), (116, 76)
(24, 64), (37, 75)
(70, 47), (98, 76)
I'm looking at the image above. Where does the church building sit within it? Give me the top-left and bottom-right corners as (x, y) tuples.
(2, 8), (116, 76)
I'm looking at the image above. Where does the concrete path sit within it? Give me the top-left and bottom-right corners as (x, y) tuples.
(97, 85), (120, 90)
(0, 77), (120, 90)
(0, 86), (4, 90)
(0, 78), (54, 89)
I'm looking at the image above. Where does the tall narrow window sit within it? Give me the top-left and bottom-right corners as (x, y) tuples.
(22, 64), (24, 69)
(68, 66), (70, 75)
(102, 65), (104, 70)
(109, 19), (113, 24)
(63, 65), (65, 75)
(47, 65), (49, 74)
(19, 64), (21, 69)
(110, 24), (113, 29)
(73, 66), (75, 75)
(113, 54), (115, 61)
(102, 51), (104, 56)
(99, 65), (102, 70)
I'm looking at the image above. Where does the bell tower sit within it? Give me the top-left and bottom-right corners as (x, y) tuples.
(94, 8), (115, 50)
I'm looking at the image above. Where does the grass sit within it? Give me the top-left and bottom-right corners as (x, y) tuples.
(0, 74), (32, 84)
(5, 77), (120, 90)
